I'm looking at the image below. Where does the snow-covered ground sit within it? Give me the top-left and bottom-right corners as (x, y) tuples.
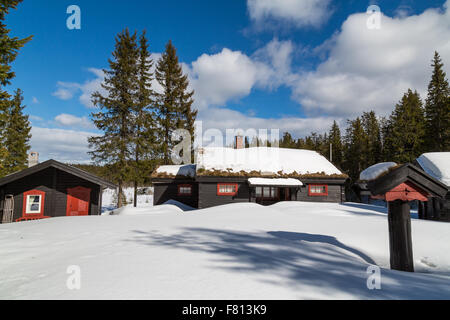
(0, 201), (449, 299)
(101, 187), (154, 214)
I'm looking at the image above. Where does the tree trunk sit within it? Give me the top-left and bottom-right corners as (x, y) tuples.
(118, 181), (123, 208)
(133, 180), (138, 208)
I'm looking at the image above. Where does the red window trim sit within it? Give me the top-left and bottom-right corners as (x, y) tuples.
(21, 189), (46, 219)
(177, 184), (193, 196)
(217, 183), (238, 196)
(308, 184), (328, 196)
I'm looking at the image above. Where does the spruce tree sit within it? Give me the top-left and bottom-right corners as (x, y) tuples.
(3, 89), (31, 174)
(343, 117), (367, 182)
(155, 40), (196, 164)
(328, 120), (343, 168)
(425, 51), (450, 151)
(280, 132), (296, 148)
(0, 0), (32, 177)
(131, 30), (156, 207)
(89, 29), (139, 208)
(384, 89), (426, 163)
(361, 111), (382, 166)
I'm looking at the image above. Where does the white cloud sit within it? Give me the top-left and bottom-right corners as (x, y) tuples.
(197, 106), (339, 140)
(55, 113), (94, 129)
(53, 68), (106, 108)
(29, 115), (43, 122)
(52, 82), (78, 100)
(186, 39), (295, 109)
(291, 2), (450, 117)
(247, 0), (333, 28)
(186, 48), (271, 108)
(30, 127), (97, 163)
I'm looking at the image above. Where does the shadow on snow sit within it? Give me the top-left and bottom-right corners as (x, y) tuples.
(126, 228), (450, 299)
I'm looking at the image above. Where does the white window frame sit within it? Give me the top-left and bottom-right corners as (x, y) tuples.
(25, 195), (42, 214)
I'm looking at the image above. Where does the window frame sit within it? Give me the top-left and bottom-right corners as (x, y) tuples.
(22, 190), (46, 216)
(177, 184), (193, 196)
(255, 186), (278, 199)
(308, 184), (328, 196)
(217, 183), (238, 196)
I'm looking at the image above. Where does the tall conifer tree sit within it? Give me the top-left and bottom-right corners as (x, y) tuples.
(4, 89), (31, 174)
(131, 30), (156, 207)
(89, 29), (139, 208)
(361, 111), (382, 166)
(0, 0), (32, 176)
(384, 89), (426, 163)
(425, 51), (450, 151)
(155, 40), (196, 164)
(343, 117), (367, 182)
(328, 121), (343, 168)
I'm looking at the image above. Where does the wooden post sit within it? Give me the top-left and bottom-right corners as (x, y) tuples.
(417, 201), (424, 220)
(424, 201), (429, 220)
(387, 200), (414, 272)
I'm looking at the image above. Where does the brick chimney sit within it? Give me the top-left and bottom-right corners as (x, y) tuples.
(28, 151), (39, 167)
(235, 135), (244, 149)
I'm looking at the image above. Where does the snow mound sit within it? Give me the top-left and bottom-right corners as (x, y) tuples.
(197, 147), (342, 176)
(0, 202), (450, 300)
(359, 162), (397, 181)
(163, 200), (195, 211)
(417, 152), (450, 186)
(1, 201), (450, 299)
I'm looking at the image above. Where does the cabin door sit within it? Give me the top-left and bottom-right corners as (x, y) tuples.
(66, 186), (91, 216)
(1, 195), (14, 223)
(279, 188), (290, 201)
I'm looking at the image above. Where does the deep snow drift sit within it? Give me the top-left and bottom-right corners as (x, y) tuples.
(0, 201), (449, 299)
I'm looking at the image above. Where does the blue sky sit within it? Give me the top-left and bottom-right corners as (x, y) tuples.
(5, 0), (450, 162)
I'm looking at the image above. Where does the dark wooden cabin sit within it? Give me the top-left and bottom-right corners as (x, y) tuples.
(152, 146), (347, 209)
(0, 160), (116, 223)
(415, 153), (450, 221)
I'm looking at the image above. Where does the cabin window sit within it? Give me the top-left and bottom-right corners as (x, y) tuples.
(308, 184), (328, 196)
(26, 195), (42, 214)
(255, 186), (277, 199)
(178, 184), (192, 196)
(217, 183), (238, 196)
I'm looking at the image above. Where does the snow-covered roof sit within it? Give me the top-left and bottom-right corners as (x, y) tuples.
(248, 178), (303, 187)
(154, 164), (197, 178)
(416, 152), (450, 186)
(359, 162), (397, 181)
(197, 147), (344, 177)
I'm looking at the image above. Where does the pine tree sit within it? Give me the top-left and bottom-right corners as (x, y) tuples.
(3, 89), (31, 174)
(384, 89), (426, 163)
(425, 51), (450, 151)
(361, 111), (382, 166)
(155, 40), (196, 164)
(280, 132), (296, 148)
(89, 29), (139, 208)
(178, 73), (197, 162)
(131, 30), (156, 207)
(328, 120), (343, 168)
(0, 0), (32, 177)
(343, 117), (367, 182)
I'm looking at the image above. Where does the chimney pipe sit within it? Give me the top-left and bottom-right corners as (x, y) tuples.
(28, 151), (39, 167)
(235, 135), (244, 149)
